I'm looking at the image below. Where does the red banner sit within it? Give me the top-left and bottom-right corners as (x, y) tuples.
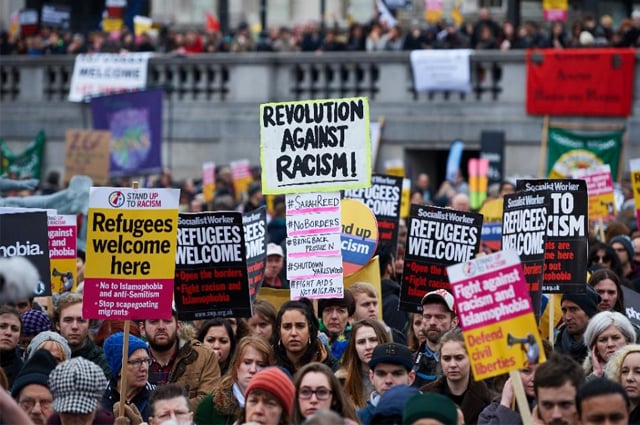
(526, 48), (635, 116)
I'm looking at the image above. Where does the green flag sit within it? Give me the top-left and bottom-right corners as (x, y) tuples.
(546, 126), (623, 180)
(0, 130), (45, 179)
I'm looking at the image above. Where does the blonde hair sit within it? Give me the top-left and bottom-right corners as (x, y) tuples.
(605, 344), (640, 382)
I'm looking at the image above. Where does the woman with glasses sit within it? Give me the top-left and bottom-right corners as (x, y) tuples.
(291, 362), (358, 424)
(102, 332), (155, 422)
(336, 319), (390, 408)
(195, 336), (275, 425)
(588, 242), (624, 279)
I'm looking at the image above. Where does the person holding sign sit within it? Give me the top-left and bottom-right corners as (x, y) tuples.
(421, 328), (494, 425)
(583, 311), (635, 380)
(102, 332), (155, 423)
(273, 299), (339, 376)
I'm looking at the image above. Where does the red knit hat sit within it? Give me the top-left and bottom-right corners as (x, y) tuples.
(245, 367), (295, 417)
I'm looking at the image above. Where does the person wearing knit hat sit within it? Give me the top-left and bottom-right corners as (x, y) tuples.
(25, 330), (72, 363)
(556, 285), (602, 364)
(403, 392), (459, 425)
(11, 350), (58, 425)
(19, 309), (52, 349)
(370, 384), (420, 424)
(610, 235), (640, 285)
(101, 332), (155, 422)
(242, 367), (295, 425)
(318, 289), (355, 363)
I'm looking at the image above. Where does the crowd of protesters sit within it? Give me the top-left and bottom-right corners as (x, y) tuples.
(1, 7), (639, 57)
(2, 161), (640, 424)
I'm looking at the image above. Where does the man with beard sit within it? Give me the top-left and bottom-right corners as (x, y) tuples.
(531, 354), (585, 425)
(413, 289), (458, 388)
(141, 312), (221, 410)
(554, 286), (600, 363)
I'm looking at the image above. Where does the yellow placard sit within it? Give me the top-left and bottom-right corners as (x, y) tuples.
(465, 314), (546, 381)
(102, 18), (123, 32)
(257, 286), (290, 312)
(345, 256), (383, 318)
(478, 198), (504, 223)
(86, 208), (177, 279)
(50, 258), (77, 294)
(400, 178), (411, 219)
(341, 199), (378, 276)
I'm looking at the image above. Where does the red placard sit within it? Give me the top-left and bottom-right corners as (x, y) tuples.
(526, 48), (635, 116)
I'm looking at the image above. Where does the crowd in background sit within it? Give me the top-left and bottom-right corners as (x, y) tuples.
(1, 7), (639, 57)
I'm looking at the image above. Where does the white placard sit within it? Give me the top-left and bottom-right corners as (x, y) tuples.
(410, 49), (472, 93)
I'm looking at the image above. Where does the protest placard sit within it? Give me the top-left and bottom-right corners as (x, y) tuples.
(341, 199), (379, 276)
(448, 250), (546, 381)
(481, 222), (502, 253)
(516, 179), (588, 293)
(344, 174), (402, 255)
(501, 192), (549, 318)
(0, 210), (51, 296)
(399, 204), (482, 312)
(174, 212), (250, 319)
(48, 214), (77, 294)
(572, 165), (615, 221)
(286, 192), (343, 299)
(83, 187), (179, 320)
(622, 286), (640, 327)
(202, 162), (216, 203)
(65, 129), (111, 185)
(410, 49), (472, 93)
(231, 159), (252, 200)
(243, 207), (267, 304)
(260, 97), (371, 194)
(632, 159), (640, 232)
(68, 53), (151, 102)
(91, 89), (163, 177)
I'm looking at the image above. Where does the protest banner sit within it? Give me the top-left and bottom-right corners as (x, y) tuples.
(516, 179), (588, 293)
(572, 165), (616, 222)
(480, 130), (505, 188)
(543, 0), (568, 21)
(448, 250), (546, 382)
(341, 199), (379, 276)
(622, 286), (640, 327)
(501, 192), (549, 319)
(83, 187), (179, 320)
(344, 174), (402, 255)
(231, 159), (252, 201)
(481, 222), (502, 253)
(257, 287), (290, 312)
(631, 159), (640, 231)
(48, 214), (77, 294)
(0, 209), (51, 296)
(91, 89), (163, 177)
(545, 125), (624, 180)
(202, 162), (216, 204)
(0, 130), (45, 179)
(286, 192), (344, 299)
(468, 158), (489, 210)
(410, 50), (472, 93)
(174, 211), (251, 319)
(527, 49), (635, 116)
(19, 9), (39, 36)
(260, 97), (371, 194)
(69, 53), (151, 102)
(243, 207), (267, 303)
(400, 204), (482, 312)
(41, 4), (71, 29)
(64, 129), (111, 185)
